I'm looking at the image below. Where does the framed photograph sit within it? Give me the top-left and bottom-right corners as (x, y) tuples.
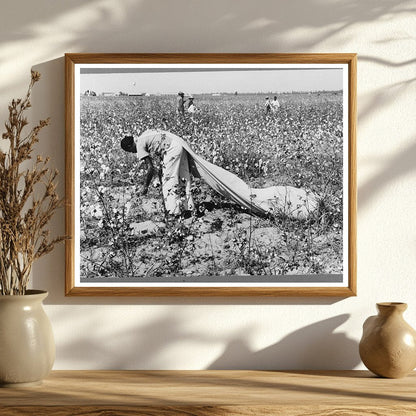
(65, 53), (356, 296)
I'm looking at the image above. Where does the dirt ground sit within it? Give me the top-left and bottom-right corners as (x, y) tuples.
(81, 190), (343, 281)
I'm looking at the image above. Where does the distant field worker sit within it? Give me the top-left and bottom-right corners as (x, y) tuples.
(121, 130), (318, 218)
(271, 95), (280, 113)
(187, 96), (196, 112)
(176, 92), (185, 116)
(265, 97), (271, 114)
(187, 96), (199, 121)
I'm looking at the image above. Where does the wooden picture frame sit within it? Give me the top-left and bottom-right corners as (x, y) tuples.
(65, 53), (356, 296)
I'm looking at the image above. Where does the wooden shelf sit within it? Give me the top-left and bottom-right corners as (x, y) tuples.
(1, 370), (415, 415)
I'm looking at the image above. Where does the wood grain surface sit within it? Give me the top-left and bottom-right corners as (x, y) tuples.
(1, 370), (415, 415)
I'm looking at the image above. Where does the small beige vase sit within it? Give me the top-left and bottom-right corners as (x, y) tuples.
(359, 302), (416, 378)
(0, 290), (55, 387)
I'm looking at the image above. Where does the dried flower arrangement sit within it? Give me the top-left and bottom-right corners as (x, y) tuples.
(0, 71), (65, 295)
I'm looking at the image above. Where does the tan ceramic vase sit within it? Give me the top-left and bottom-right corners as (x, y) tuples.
(0, 290), (55, 387)
(359, 302), (416, 378)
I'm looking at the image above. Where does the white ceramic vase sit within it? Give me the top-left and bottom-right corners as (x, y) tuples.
(0, 290), (55, 387)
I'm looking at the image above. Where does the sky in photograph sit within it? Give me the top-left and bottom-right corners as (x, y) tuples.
(80, 67), (343, 95)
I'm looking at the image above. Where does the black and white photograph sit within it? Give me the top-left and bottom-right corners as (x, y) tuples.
(65, 54), (356, 295)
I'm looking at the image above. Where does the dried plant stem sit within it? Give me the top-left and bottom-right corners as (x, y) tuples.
(0, 71), (65, 295)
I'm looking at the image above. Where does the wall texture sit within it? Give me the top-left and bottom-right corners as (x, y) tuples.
(0, 0), (415, 370)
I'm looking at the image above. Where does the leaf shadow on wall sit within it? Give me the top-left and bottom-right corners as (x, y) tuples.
(60, 0), (414, 53)
(52, 308), (359, 370)
(207, 314), (360, 370)
(359, 139), (416, 209)
(0, 0), (414, 96)
(53, 312), (215, 369)
(1, 0), (413, 52)
(356, 54), (416, 209)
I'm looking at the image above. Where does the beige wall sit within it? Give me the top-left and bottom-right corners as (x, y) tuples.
(1, 0), (415, 369)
